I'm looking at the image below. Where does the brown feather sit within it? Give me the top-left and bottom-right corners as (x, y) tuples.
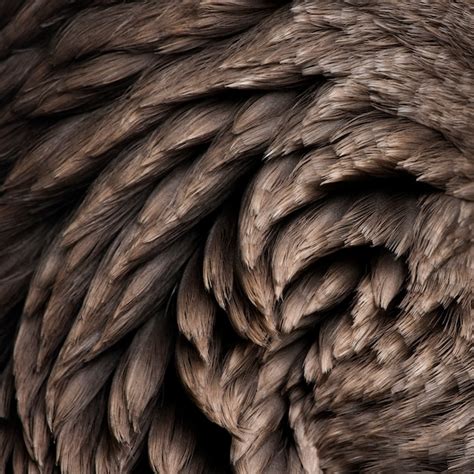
(0, 1), (472, 471)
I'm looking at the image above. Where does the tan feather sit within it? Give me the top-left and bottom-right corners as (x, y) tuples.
(55, 390), (106, 474)
(111, 92), (296, 278)
(61, 100), (237, 250)
(13, 316), (52, 465)
(271, 196), (353, 296)
(109, 310), (172, 445)
(148, 400), (206, 474)
(203, 209), (236, 309)
(280, 258), (362, 334)
(46, 349), (119, 432)
(0, 1), (472, 471)
(370, 251), (405, 310)
(13, 52), (157, 117)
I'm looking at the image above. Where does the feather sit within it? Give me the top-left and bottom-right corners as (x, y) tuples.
(203, 209), (236, 309)
(111, 92), (296, 278)
(280, 257), (362, 333)
(108, 309), (172, 446)
(148, 400), (207, 474)
(0, 0), (472, 471)
(55, 390), (106, 474)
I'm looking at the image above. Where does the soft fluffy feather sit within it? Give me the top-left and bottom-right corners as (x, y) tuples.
(0, 0), (472, 472)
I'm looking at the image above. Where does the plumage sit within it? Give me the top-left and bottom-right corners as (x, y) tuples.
(0, 0), (472, 472)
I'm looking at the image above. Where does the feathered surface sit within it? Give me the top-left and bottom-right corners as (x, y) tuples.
(0, 0), (472, 473)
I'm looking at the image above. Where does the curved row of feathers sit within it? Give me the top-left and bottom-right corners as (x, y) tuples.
(0, 0), (472, 472)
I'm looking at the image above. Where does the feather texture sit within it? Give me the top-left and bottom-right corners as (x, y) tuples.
(0, 0), (472, 472)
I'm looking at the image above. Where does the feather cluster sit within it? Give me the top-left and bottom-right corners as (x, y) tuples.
(0, 0), (472, 472)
